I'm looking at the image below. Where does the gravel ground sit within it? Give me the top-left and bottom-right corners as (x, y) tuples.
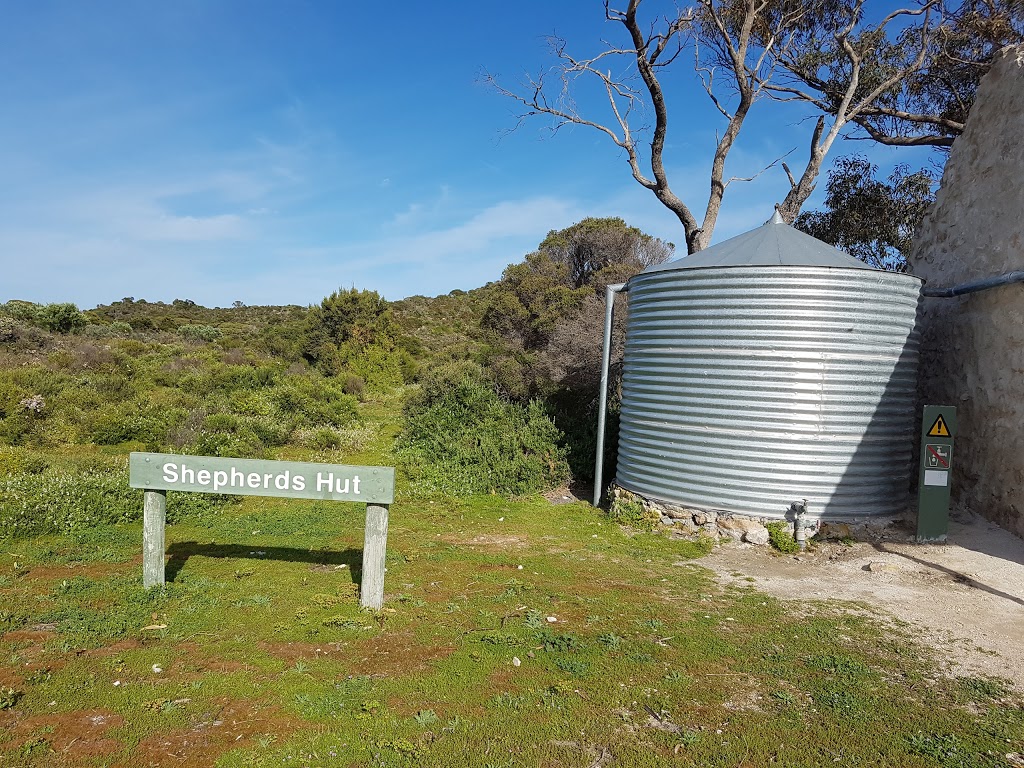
(700, 508), (1024, 689)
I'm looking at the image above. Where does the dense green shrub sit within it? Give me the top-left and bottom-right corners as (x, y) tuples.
(178, 324), (222, 342)
(86, 402), (178, 448)
(396, 362), (569, 496)
(203, 413), (239, 432)
(2, 301), (86, 334)
(0, 332), (361, 454)
(300, 289), (415, 389)
(306, 426), (343, 450)
(0, 468), (237, 538)
(270, 378), (358, 428)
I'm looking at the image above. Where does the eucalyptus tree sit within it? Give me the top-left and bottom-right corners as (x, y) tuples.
(794, 155), (936, 271)
(488, 0), (1022, 251)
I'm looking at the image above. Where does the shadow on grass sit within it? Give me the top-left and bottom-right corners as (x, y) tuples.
(165, 542), (363, 584)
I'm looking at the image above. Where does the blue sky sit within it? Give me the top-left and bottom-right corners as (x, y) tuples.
(0, 2), (929, 309)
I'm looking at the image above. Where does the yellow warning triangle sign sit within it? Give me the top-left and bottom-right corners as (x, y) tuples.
(928, 414), (951, 437)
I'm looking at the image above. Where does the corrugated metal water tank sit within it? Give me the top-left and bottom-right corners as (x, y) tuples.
(615, 212), (923, 519)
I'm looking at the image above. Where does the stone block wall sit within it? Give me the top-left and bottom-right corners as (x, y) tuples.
(910, 45), (1024, 537)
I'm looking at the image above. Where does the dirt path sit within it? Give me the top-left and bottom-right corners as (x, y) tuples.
(700, 509), (1024, 689)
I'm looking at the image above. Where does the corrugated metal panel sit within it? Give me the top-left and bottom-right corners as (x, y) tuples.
(616, 266), (922, 519)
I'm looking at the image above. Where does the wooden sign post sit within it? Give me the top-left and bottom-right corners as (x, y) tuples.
(129, 452), (396, 609)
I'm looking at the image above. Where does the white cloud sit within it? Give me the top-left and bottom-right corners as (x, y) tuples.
(263, 195), (585, 301)
(389, 185), (452, 229)
(0, 192), (586, 307)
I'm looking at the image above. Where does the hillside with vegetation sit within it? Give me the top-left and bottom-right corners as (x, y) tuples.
(0, 217), (672, 535)
(2, 217), (1022, 766)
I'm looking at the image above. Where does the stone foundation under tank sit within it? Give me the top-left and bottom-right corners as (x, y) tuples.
(610, 486), (907, 546)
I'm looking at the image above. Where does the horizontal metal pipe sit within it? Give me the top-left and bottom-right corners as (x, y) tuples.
(922, 270), (1024, 298)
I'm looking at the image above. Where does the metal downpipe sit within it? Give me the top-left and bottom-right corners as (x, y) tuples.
(593, 283), (627, 507)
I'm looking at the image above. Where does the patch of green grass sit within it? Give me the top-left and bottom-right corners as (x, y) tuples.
(1, 420), (1021, 767)
(956, 675), (1010, 701)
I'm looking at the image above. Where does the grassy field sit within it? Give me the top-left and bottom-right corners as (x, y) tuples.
(1, 397), (1022, 767)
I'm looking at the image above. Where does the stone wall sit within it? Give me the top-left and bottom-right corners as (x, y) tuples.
(910, 46), (1024, 537)
(609, 487), (897, 546)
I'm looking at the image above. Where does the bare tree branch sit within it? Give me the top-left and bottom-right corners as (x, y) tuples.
(724, 147), (797, 189)
(487, 0), (1022, 250)
(847, 122), (956, 147)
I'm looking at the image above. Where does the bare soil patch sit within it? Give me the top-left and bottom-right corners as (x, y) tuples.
(350, 630), (456, 677)
(699, 509), (1024, 688)
(2, 708), (124, 762)
(258, 640), (343, 665)
(129, 699), (301, 768)
(175, 642), (248, 676)
(440, 533), (530, 550)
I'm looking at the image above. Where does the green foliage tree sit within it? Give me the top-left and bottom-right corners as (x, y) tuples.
(768, 0), (1024, 149)
(303, 289), (393, 355)
(477, 217), (670, 481)
(536, 216), (674, 289)
(301, 288), (413, 388)
(37, 302), (85, 334)
(481, 253), (587, 352)
(794, 156), (936, 272)
(1, 301), (86, 334)
(482, 217), (672, 353)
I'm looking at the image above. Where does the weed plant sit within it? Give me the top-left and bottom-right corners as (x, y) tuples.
(766, 521), (802, 554)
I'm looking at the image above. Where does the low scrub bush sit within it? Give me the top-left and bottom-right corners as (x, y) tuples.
(0, 316), (49, 348)
(0, 467), (237, 538)
(271, 378), (359, 428)
(305, 426), (344, 451)
(187, 430), (268, 459)
(0, 447), (48, 475)
(86, 402), (178, 448)
(178, 324), (222, 342)
(396, 362), (569, 496)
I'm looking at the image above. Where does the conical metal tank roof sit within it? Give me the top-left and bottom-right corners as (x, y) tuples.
(643, 209), (874, 273)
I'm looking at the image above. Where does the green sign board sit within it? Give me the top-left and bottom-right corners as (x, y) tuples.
(130, 452), (396, 608)
(917, 405), (956, 542)
(129, 452), (394, 504)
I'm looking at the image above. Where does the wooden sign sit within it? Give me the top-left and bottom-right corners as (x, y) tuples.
(129, 453), (394, 502)
(129, 452), (394, 609)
